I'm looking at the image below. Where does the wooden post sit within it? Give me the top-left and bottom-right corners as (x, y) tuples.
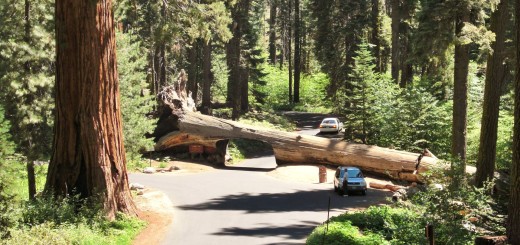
(425, 224), (434, 245)
(27, 160), (36, 200)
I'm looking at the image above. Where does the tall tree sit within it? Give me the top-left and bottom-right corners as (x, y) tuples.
(310, 0), (371, 99)
(269, 0), (277, 64)
(390, 0), (400, 83)
(451, 5), (470, 167)
(226, 0), (251, 120)
(371, 0), (383, 72)
(201, 41), (213, 115)
(288, 0), (293, 103)
(507, 0), (520, 242)
(475, 0), (509, 187)
(45, 0), (137, 218)
(0, 0), (54, 200)
(24, 0), (37, 200)
(293, 0), (301, 103)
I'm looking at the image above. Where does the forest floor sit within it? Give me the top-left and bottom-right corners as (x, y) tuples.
(130, 159), (401, 244)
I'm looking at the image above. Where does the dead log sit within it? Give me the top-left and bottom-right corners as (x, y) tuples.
(369, 182), (403, 192)
(474, 236), (508, 245)
(152, 77), (438, 182)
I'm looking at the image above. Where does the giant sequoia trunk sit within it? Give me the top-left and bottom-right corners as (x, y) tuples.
(46, 0), (137, 219)
(475, 0), (509, 187)
(154, 81), (438, 183)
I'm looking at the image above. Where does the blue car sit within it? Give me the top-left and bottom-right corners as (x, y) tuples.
(333, 166), (367, 195)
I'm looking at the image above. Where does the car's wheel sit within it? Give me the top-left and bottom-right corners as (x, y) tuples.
(361, 190), (367, 196)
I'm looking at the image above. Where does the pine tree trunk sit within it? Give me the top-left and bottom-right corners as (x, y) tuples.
(269, 0), (277, 65)
(293, 0), (300, 103)
(24, 0), (36, 201)
(226, 0), (250, 120)
(201, 41), (212, 115)
(371, 0), (382, 72)
(475, 0), (508, 187)
(399, 25), (412, 87)
(240, 67), (249, 113)
(279, 1), (286, 69)
(240, 0), (251, 113)
(46, 0), (137, 219)
(288, 0), (293, 103)
(451, 11), (470, 167)
(391, 0), (400, 83)
(507, 0), (520, 242)
(188, 43), (199, 103)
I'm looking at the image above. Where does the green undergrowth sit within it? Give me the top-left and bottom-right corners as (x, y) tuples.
(307, 165), (507, 245)
(306, 206), (425, 245)
(238, 111), (296, 132)
(3, 212), (145, 245)
(228, 138), (272, 164)
(1, 161), (146, 245)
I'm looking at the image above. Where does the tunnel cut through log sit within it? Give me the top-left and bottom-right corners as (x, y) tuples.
(152, 72), (438, 182)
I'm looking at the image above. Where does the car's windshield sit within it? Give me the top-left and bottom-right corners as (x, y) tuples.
(347, 169), (363, 178)
(322, 120), (336, 124)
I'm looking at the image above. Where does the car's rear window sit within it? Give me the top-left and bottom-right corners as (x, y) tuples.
(322, 120), (336, 124)
(347, 169), (363, 178)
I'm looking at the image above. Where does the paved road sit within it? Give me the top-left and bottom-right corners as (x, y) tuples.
(282, 111), (345, 139)
(130, 112), (390, 244)
(130, 158), (391, 245)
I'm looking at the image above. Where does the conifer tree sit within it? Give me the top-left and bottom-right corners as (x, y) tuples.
(0, 0), (55, 199)
(117, 31), (156, 164)
(475, 0), (510, 187)
(508, 0), (520, 241)
(0, 105), (16, 238)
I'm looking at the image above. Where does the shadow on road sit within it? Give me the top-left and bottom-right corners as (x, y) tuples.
(178, 188), (391, 213)
(217, 165), (276, 172)
(212, 221), (321, 240)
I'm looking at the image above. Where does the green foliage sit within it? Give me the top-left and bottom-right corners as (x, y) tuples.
(2, 213), (145, 245)
(0, 106), (16, 238)
(0, 106), (15, 159)
(308, 170), (504, 244)
(495, 112), (514, 170)
(330, 206), (426, 244)
(378, 85), (452, 156)
(338, 42), (381, 143)
(262, 65), (331, 112)
(0, 0), (55, 161)
(306, 220), (388, 245)
(334, 43), (452, 155)
(239, 111), (296, 131)
(309, 0), (372, 96)
(412, 165), (506, 243)
(116, 30), (157, 167)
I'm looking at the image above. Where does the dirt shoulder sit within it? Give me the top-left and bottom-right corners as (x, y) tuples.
(132, 189), (174, 245)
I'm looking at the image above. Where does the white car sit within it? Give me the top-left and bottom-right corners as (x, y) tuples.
(319, 118), (343, 134)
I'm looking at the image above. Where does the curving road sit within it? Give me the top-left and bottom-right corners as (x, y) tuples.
(130, 157), (391, 245)
(130, 112), (390, 244)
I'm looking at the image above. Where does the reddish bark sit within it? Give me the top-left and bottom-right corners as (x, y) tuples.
(46, 0), (137, 219)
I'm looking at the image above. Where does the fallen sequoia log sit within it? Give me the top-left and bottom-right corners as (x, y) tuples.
(151, 72), (437, 182)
